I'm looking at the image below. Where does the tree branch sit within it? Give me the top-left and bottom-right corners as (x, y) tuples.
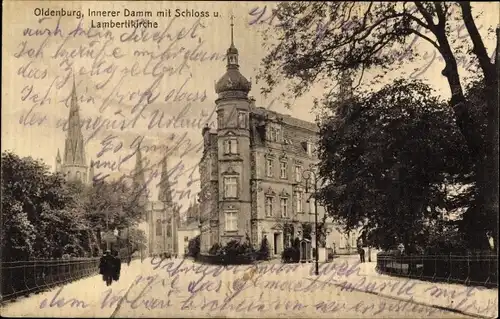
(433, 2), (446, 28)
(406, 27), (441, 51)
(459, 2), (496, 83)
(413, 2), (436, 31)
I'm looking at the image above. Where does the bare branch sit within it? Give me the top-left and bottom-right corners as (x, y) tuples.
(414, 2), (436, 31)
(433, 2), (446, 27)
(406, 28), (441, 51)
(459, 2), (496, 83)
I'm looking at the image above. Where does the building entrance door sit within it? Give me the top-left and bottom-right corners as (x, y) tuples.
(274, 233), (279, 255)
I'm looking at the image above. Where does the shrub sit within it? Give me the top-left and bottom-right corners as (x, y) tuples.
(187, 235), (200, 258)
(209, 243), (222, 255)
(282, 247), (300, 263)
(257, 237), (270, 261)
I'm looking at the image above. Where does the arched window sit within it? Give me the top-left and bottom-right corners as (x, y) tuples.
(156, 219), (162, 236)
(76, 171), (81, 181)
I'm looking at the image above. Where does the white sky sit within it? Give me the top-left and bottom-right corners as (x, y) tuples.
(2, 1), (498, 215)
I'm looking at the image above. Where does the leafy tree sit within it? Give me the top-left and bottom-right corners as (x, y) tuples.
(85, 178), (145, 247)
(316, 79), (471, 253)
(1, 152), (89, 260)
(258, 2), (498, 250)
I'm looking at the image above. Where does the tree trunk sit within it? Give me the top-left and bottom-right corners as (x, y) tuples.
(431, 24), (491, 250)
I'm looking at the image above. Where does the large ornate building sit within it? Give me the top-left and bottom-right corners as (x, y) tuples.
(133, 148), (180, 257)
(55, 77), (94, 184)
(198, 20), (359, 257)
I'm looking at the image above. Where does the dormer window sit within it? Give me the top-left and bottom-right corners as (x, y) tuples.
(224, 139), (238, 155)
(218, 111), (224, 129)
(307, 142), (313, 156)
(274, 127), (281, 142)
(237, 111), (247, 128)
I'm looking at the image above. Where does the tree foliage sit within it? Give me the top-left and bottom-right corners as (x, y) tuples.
(258, 2), (498, 249)
(316, 79), (472, 252)
(1, 151), (146, 261)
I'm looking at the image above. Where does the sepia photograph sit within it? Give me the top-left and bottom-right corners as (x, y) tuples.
(1, 1), (498, 318)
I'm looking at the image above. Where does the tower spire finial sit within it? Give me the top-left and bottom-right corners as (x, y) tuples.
(230, 15), (235, 47)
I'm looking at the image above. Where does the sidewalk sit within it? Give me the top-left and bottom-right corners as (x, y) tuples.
(0, 259), (151, 318)
(356, 261), (498, 318)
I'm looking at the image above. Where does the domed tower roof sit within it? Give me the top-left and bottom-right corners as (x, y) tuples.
(215, 16), (251, 96)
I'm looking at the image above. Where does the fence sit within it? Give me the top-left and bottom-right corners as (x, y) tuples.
(1, 258), (100, 303)
(376, 253), (498, 288)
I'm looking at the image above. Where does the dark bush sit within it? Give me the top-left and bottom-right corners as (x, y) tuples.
(186, 235), (200, 258)
(257, 237), (270, 261)
(209, 243), (222, 255)
(282, 247), (300, 263)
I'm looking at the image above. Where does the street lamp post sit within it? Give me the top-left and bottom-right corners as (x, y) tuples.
(303, 169), (319, 276)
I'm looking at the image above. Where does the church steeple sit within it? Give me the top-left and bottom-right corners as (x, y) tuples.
(63, 75), (86, 166)
(158, 154), (173, 203)
(338, 71), (353, 101)
(55, 149), (62, 172)
(132, 147), (148, 207)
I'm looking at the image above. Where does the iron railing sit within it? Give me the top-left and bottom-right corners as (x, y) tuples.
(376, 253), (498, 288)
(1, 258), (100, 303)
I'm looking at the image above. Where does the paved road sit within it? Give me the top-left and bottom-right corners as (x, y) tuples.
(110, 258), (477, 318)
(2, 257), (494, 318)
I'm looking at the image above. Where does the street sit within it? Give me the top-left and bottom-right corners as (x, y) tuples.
(1, 257), (496, 318)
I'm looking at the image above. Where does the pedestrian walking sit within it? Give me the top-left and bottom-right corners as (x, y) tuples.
(111, 250), (121, 282)
(99, 251), (114, 286)
(358, 246), (365, 263)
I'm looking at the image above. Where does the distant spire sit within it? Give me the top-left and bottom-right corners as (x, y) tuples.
(158, 153), (173, 203)
(226, 15), (239, 69)
(63, 75), (86, 166)
(56, 149), (61, 162)
(132, 148), (148, 207)
(230, 15), (235, 48)
(338, 71), (353, 101)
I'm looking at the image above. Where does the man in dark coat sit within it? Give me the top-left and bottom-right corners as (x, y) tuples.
(358, 246), (365, 263)
(111, 250), (121, 282)
(99, 250), (114, 286)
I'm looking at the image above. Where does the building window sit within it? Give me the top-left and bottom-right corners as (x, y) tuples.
(280, 198), (288, 217)
(224, 176), (238, 198)
(280, 161), (287, 179)
(266, 159), (274, 177)
(295, 192), (303, 213)
(224, 139), (238, 155)
(307, 142), (313, 156)
(270, 128), (275, 141)
(265, 196), (273, 217)
(274, 127), (280, 142)
(295, 165), (302, 182)
(237, 111), (247, 128)
(167, 220), (172, 237)
(225, 211), (238, 231)
(156, 219), (162, 236)
(218, 111), (224, 128)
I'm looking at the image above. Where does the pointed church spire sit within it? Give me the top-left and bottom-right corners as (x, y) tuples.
(63, 75), (86, 166)
(338, 70), (353, 101)
(158, 153), (173, 203)
(56, 149), (61, 162)
(132, 147), (148, 207)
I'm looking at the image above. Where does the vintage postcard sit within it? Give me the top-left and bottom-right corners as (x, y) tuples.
(1, 1), (498, 318)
